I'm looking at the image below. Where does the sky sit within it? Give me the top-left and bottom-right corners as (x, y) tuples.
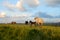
(0, 0), (60, 23)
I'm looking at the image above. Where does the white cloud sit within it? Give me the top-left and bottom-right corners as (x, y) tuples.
(3, 2), (15, 11)
(45, 0), (60, 7)
(0, 12), (6, 18)
(24, 0), (40, 7)
(10, 12), (33, 18)
(42, 18), (60, 23)
(3, 0), (40, 11)
(0, 12), (34, 23)
(16, 0), (26, 11)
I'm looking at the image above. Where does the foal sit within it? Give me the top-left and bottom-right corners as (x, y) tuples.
(29, 21), (36, 26)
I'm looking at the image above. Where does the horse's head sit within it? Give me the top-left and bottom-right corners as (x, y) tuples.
(34, 17), (39, 20)
(29, 21), (32, 23)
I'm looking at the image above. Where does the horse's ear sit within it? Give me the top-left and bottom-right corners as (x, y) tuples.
(34, 17), (38, 20)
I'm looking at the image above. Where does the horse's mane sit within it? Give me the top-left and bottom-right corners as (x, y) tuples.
(34, 17), (44, 23)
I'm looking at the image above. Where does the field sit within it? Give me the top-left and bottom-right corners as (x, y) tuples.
(0, 24), (60, 40)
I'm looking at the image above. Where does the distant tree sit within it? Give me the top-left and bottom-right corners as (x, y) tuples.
(11, 22), (16, 24)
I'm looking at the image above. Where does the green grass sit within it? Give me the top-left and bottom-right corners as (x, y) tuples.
(0, 24), (60, 40)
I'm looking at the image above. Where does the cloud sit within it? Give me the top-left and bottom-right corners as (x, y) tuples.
(0, 12), (60, 23)
(54, 15), (60, 18)
(16, 0), (26, 11)
(33, 12), (53, 18)
(3, 1), (15, 11)
(42, 18), (60, 23)
(24, 0), (40, 7)
(10, 12), (33, 18)
(33, 11), (60, 18)
(0, 12), (6, 18)
(3, 0), (40, 11)
(45, 0), (60, 7)
(0, 12), (34, 23)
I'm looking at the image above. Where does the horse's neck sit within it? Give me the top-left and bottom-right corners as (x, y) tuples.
(35, 18), (43, 23)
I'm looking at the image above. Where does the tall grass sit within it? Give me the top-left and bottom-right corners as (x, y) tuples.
(0, 24), (60, 40)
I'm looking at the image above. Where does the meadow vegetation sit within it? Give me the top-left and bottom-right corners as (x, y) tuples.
(0, 24), (60, 40)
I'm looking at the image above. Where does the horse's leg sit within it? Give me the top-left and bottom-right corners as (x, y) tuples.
(35, 23), (37, 27)
(39, 23), (41, 25)
(36, 23), (41, 27)
(40, 23), (43, 28)
(30, 23), (32, 27)
(29, 23), (32, 27)
(36, 23), (38, 26)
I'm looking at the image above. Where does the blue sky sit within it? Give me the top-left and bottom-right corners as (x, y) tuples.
(0, 0), (60, 23)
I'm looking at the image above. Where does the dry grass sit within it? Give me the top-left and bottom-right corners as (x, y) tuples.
(0, 24), (60, 40)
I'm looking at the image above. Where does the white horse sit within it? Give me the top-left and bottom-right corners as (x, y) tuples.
(34, 17), (44, 26)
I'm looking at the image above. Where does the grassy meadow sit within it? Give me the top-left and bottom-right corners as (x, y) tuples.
(0, 24), (60, 40)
